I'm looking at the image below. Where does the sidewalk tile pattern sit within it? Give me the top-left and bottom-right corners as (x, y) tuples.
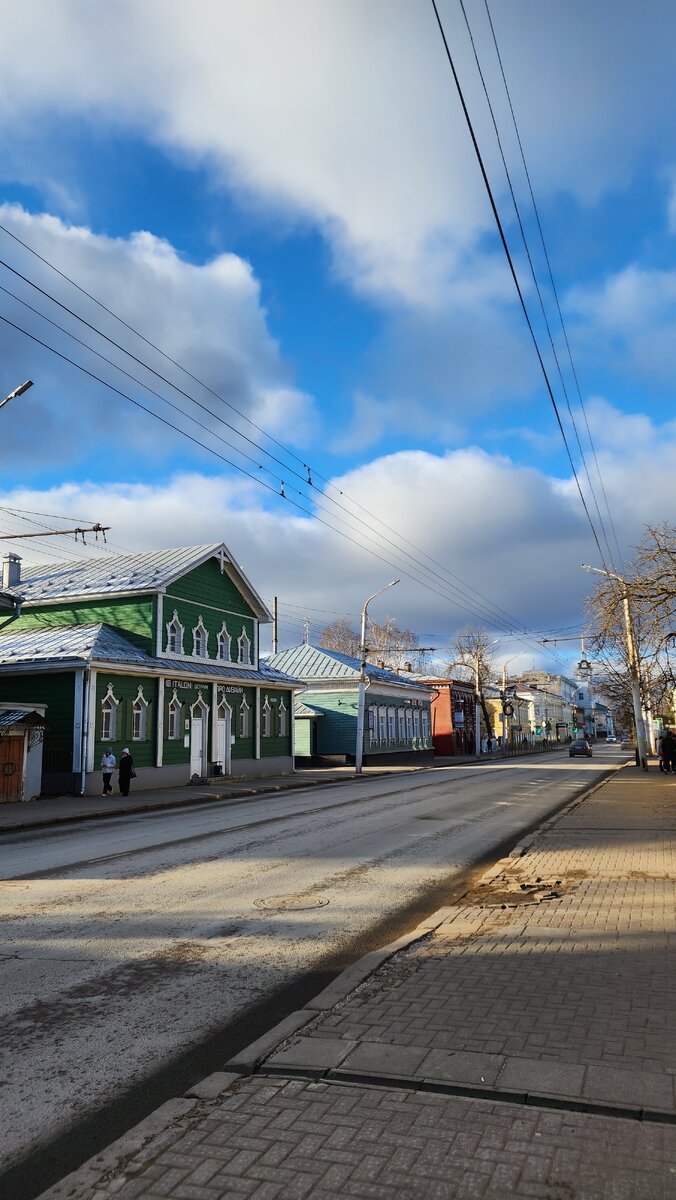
(59, 1076), (676, 1200)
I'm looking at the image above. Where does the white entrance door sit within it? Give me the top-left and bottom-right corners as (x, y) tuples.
(216, 703), (232, 776)
(190, 701), (208, 778)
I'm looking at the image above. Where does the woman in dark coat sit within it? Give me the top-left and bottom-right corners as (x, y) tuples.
(118, 748), (135, 796)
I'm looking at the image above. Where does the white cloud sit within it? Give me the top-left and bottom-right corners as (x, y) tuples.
(2, 1), (676, 307)
(0, 204), (315, 468)
(3, 400), (671, 653)
(567, 263), (676, 386)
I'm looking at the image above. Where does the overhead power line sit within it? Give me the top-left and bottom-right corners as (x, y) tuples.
(0, 235), (573, 666)
(482, 0), (624, 570)
(429, 0), (610, 572)
(457, 0), (617, 574)
(0, 265), (549, 638)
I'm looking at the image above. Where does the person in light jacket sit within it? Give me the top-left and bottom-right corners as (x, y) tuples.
(101, 747), (116, 795)
(118, 748), (135, 796)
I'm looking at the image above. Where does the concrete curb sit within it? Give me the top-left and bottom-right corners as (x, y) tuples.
(36, 1098), (198, 1200)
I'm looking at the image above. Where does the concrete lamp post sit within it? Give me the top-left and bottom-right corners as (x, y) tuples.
(354, 579), (399, 775)
(0, 380), (33, 411)
(581, 564), (649, 770)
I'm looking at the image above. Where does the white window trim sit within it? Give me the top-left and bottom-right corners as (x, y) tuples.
(132, 685), (149, 742)
(262, 694), (272, 738)
(278, 698), (288, 737)
(190, 693), (210, 719)
(166, 609), (184, 656)
(168, 689), (182, 740)
(239, 696), (251, 738)
(192, 615), (209, 658)
(217, 621), (231, 662)
(101, 682), (120, 742)
(397, 709), (406, 741)
(238, 626), (252, 665)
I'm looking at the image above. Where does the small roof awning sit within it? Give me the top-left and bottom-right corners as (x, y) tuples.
(294, 700), (325, 718)
(0, 709), (47, 731)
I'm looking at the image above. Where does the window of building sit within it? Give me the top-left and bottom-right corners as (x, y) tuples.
(238, 627), (251, 665)
(239, 697), (250, 738)
(192, 616), (209, 658)
(278, 698), (288, 737)
(413, 709), (421, 740)
(166, 610), (184, 655)
(421, 709), (430, 740)
(217, 622), (231, 661)
(100, 684), (119, 741)
(397, 709), (406, 741)
(368, 707), (378, 743)
(262, 695), (272, 737)
(168, 694), (182, 740)
(378, 707), (388, 743)
(405, 708), (413, 739)
(132, 687), (148, 741)
(387, 708), (396, 741)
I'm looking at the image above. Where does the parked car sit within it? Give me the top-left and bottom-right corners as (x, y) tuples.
(569, 738), (592, 758)
(606, 735), (617, 743)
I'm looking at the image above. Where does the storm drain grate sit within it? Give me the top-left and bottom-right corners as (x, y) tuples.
(254, 894), (330, 912)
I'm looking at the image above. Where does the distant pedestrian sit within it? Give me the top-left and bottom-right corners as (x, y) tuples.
(118, 748), (135, 796)
(101, 747), (116, 795)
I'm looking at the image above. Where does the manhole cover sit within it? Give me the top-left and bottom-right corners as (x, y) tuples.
(254, 894), (330, 912)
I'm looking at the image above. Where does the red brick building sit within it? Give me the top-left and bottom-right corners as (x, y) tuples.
(416, 678), (476, 756)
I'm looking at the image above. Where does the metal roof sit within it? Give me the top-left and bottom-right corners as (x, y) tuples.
(0, 622), (301, 687)
(0, 708), (46, 729)
(14, 543), (272, 620)
(266, 644), (432, 691)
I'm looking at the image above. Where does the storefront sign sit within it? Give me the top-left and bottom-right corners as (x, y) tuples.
(165, 679), (193, 689)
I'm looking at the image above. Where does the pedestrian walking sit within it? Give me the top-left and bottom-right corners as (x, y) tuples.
(101, 747), (116, 795)
(118, 748), (136, 796)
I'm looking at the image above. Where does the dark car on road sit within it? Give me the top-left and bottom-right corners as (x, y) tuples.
(569, 738), (592, 758)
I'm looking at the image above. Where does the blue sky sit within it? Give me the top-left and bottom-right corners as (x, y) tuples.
(0, 0), (674, 665)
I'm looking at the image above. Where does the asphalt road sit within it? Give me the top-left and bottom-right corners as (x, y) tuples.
(0, 748), (623, 1198)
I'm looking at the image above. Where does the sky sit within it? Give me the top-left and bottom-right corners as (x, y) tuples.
(0, 0), (674, 670)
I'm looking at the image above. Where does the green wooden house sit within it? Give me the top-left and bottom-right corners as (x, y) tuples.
(266, 644), (434, 766)
(0, 545), (300, 796)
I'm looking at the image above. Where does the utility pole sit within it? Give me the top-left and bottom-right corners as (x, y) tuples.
(581, 564), (648, 769)
(355, 580), (399, 775)
(0, 523), (110, 542)
(272, 596), (278, 655)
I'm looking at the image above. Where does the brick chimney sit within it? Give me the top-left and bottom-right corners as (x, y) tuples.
(2, 553), (21, 590)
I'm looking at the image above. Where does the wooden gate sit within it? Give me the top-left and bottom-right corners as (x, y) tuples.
(0, 735), (24, 804)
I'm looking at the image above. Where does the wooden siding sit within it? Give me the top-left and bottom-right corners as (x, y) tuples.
(299, 689), (432, 755)
(13, 597), (155, 652)
(0, 671), (75, 775)
(164, 558), (258, 667)
(260, 689), (293, 759)
(94, 673), (158, 768)
(300, 691), (359, 756)
(161, 679), (257, 764)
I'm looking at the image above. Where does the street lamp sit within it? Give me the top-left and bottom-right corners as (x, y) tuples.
(0, 380), (33, 411)
(581, 564), (648, 770)
(500, 652), (526, 748)
(354, 579), (399, 774)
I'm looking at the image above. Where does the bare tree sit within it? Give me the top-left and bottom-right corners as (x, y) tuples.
(449, 628), (497, 736)
(318, 614), (426, 671)
(586, 524), (676, 734)
(318, 618), (360, 656)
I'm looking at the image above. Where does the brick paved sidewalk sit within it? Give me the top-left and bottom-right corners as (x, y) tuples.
(39, 764), (676, 1200)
